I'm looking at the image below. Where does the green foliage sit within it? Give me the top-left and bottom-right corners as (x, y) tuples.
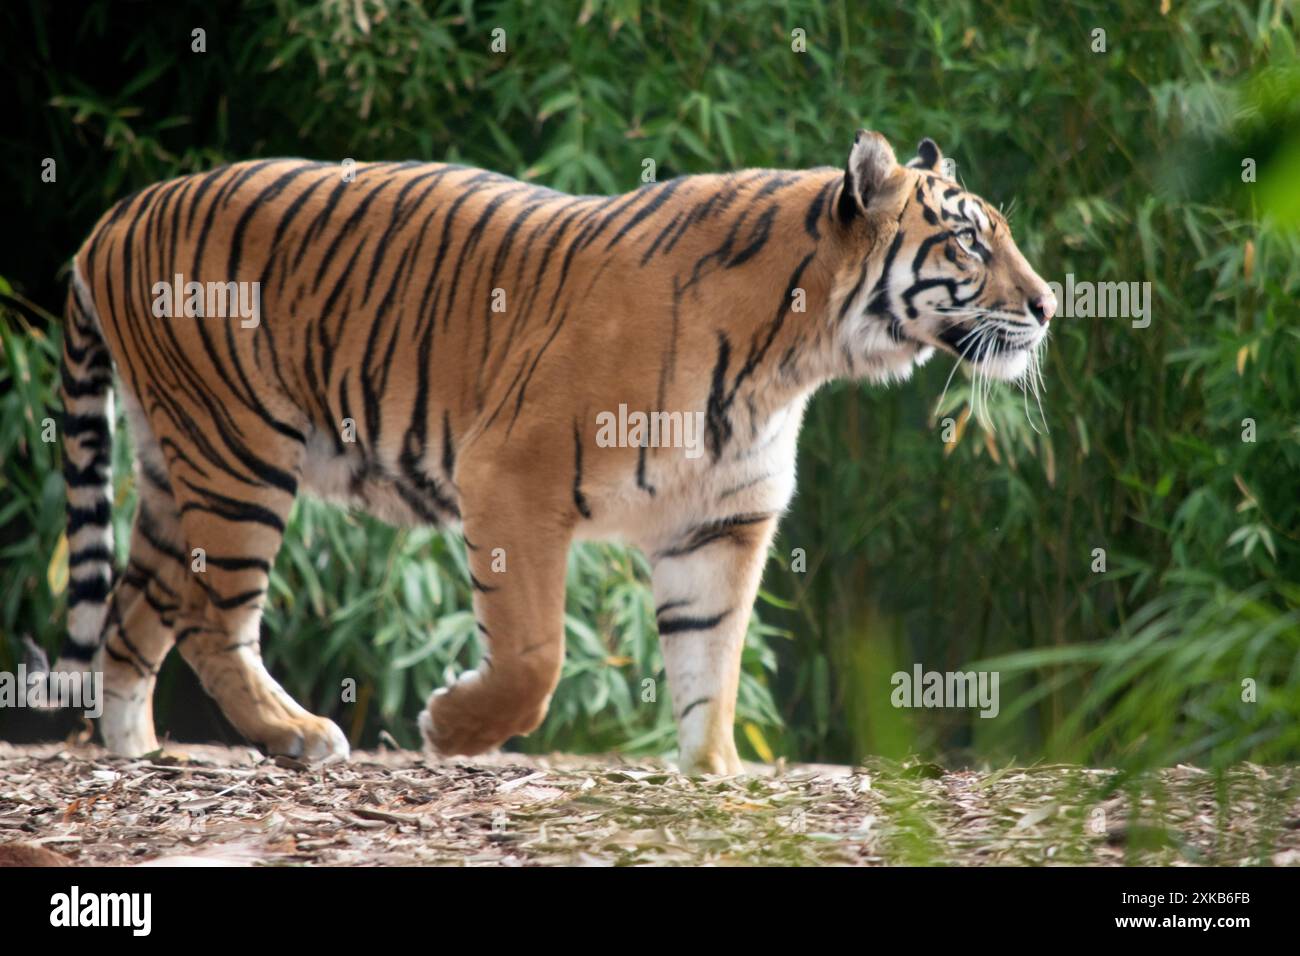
(0, 297), (65, 654)
(2, 0), (1298, 769)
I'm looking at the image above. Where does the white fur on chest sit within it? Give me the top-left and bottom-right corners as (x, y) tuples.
(581, 396), (809, 555)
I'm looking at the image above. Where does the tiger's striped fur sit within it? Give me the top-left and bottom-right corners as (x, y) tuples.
(56, 130), (1054, 772)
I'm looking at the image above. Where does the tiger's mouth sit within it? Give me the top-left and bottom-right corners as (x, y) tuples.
(934, 321), (1040, 382)
(936, 322), (1014, 361)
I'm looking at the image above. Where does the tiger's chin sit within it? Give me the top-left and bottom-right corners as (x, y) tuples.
(857, 341), (934, 385)
(973, 348), (1030, 382)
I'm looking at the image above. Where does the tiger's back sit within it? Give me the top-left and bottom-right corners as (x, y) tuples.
(81, 160), (831, 520)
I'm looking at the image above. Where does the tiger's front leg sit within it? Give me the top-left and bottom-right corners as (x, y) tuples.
(652, 513), (778, 775)
(419, 471), (574, 757)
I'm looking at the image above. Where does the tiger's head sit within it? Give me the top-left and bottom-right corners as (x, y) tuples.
(832, 129), (1055, 386)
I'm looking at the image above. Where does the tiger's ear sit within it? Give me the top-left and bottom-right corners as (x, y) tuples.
(837, 129), (897, 222)
(906, 137), (944, 175)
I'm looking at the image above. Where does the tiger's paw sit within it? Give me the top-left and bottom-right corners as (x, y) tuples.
(99, 708), (160, 758)
(261, 715), (350, 763)
(678, 749), (746, 776)
(97, 650), (161, 754)
(677, 738), (746, 776)
(418, 684), (512, 758)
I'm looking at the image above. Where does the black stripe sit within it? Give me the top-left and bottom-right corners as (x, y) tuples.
(67, 500), (111, 531)
(635, 444), (655, 497)
(655, 599), (691, 617)
(572, 421), (592, 519)
(679, 697), (712, 720)
(805, 179), (835, 239)
(725, 205), (777, 269)
(442, 410), (457, 480)
(659, 610), (732, 636)
(202, 555), (271, 572)
(603, 177), (688, 251)
(63, 455), (110, 488)
(201, 585), (265, 611)
(177, 478), (285, 532)
(58, 639), (96, 661)
(63, 413), (110, 439)
(68, 575), (112, 603)
(705, 332), (733, 459)
(60, 366), (112, 399)
(659, 512), (772, 560)
(69, 545), (114, 566)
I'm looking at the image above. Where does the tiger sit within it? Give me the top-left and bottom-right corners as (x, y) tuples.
(52, 130), (1055, 774)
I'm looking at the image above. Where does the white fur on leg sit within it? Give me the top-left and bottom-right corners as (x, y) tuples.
(652, 547), (756, 776)
(94, 646), (160, 757)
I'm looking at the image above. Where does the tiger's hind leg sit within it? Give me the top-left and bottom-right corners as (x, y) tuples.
(75, 398), (188, 755)
(94, 472), (187, 756)
(164, 426), (348, 761)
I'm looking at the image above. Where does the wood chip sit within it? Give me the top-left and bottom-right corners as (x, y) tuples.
(1, 742), (1297, 866)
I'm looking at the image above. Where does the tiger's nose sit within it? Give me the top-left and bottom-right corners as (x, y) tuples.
(1028, 291), (1056, 325)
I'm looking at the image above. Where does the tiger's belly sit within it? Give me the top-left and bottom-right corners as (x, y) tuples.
(298, 427), (462, 529)
(296, 394), (806, 557)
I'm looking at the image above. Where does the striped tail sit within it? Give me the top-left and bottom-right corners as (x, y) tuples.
(55, 264), (116, 675)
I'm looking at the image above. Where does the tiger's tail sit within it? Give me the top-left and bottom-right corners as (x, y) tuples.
(50, 261), (116, 683)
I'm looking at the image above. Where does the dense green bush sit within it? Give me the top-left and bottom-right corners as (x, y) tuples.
(1, 0), (1297, 768)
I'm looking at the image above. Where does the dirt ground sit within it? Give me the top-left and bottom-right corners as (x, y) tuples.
(2, 742), (1298, 866)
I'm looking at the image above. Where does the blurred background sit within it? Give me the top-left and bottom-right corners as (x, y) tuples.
(1, 0), (1297, 774)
